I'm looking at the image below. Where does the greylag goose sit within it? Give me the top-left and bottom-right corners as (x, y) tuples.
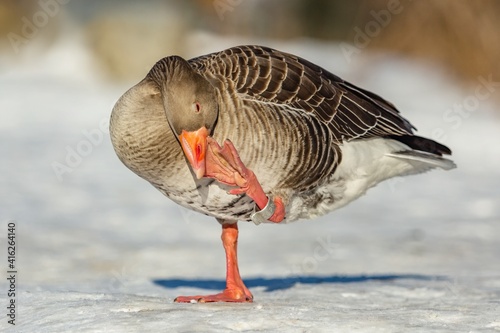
(110, 45), (455, 303)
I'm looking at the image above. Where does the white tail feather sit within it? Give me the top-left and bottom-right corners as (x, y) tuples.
(386, 151), (456, 171)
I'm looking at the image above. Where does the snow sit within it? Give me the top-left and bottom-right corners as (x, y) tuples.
(1, 33), (500, 332)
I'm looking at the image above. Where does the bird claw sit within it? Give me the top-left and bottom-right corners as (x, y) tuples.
(174, 288), (253, 303)
(204, 137), (285, 223)
(205, 137), (254, 190)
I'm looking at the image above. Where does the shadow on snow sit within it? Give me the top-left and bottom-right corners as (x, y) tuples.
(153, 274), (445, 292)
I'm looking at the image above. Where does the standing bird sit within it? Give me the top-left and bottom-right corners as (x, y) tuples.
(110, 45), (455, 303)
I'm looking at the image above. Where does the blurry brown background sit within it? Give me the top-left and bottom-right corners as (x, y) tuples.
(0, 0), (497, 84)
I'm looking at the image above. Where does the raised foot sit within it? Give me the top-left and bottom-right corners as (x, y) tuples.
(205, 137), (255, 190)
(205, 138), (285, 223)
(174, 288), (253, 303)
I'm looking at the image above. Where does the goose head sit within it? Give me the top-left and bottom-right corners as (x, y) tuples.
(148, 56), (219, 179)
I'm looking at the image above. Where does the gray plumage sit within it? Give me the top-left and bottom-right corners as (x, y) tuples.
(110, 45), (455, 223)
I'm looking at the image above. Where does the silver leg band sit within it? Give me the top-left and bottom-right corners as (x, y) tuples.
(250, 196), (276, 225)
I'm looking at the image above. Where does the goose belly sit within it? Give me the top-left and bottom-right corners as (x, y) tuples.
(154, 173), (257, 222)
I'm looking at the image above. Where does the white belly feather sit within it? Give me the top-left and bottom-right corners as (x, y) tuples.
(286, 138), (455, 222)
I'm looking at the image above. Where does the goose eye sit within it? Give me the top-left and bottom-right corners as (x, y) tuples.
(192, 102), (201, 113)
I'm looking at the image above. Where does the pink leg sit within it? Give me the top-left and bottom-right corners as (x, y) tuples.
(174, 222), (253, 303)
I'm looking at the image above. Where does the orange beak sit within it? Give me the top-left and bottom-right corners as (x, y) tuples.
(179, 127), (208, 179)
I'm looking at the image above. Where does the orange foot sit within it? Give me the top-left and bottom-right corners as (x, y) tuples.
(174, 288), (253, 303)
(205, 137), (285, 223)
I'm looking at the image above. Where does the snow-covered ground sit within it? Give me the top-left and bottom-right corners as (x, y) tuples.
(1, 34), (499, 332)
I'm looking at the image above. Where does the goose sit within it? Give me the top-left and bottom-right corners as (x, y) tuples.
(110, 45), (455, 303)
